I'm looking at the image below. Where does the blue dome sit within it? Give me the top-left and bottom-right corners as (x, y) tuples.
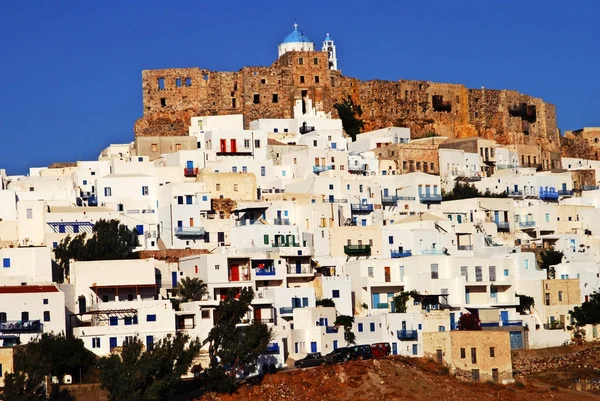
(282, 25), (312, 44)
(325, 33), (332, 42)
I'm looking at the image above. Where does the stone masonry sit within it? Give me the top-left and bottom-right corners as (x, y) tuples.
(136, 50), (561, 168)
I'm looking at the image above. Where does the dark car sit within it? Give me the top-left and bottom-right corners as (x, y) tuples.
(371, 342), (391, 358)
(324, 347), (352, 364)
(294, 352), (326, 368)
(348, 344), (373, 360)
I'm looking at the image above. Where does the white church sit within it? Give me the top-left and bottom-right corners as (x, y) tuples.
(278, 23), (338, 71)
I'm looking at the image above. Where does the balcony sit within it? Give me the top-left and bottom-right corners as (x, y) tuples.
(374, 303), (389, 310)
(495, 221), (510, 232)
(397, 196), (416, 201)
(503, 320), (523, 327)
(583, 185), (599, 191)
(543, 322), (565, 330)
(313, 165), (333, 174)
(351, 204), (374, 212)
(287, 266), (312, 275)
(539, 190), (559, 201)
(391, 249), (412, 258)
(457, 245), (473, 251)
(255, 268), (276, 276)
(518, 221), (535, 229)
(508, 190), (523, 197)
(397, 329), (418, 341)
(419, 193), (442, 203)
(382, 196), (399, 205)
(174, 226), (205, 236)
(325, 326), (339, 334)
(279, 307), (295, 315)
(236, 219), (260, 226)
(273, 218), (291, 225)
(0, 320), (42, 333)
(558, 190), (574, 197)
(184, 167), (198, 177)
(421, 249), (444, 255)
(323, 198), (348, 203)
(344, 245), (371, 257)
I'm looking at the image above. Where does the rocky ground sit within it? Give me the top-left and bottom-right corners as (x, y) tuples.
(198, 353), (600, 401)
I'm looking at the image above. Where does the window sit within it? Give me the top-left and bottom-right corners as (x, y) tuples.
(26, 208), (32, 219)
(216, 183), (221, 191)
(242, 166), (247, 173)
(261, 166), (266, 177)
(460, 348), (466, 358)
(489, 266), (496, 281)
(313, 140), (318, 146)
(202, 195), (208, 201)
(109, 316), (118, 326)
(147, 314), (157, 322)
(359, 184), (363, 193)
(460, 266), (468, 281)
(141, 186), (149, 195)
(202, 310), (210, 319)
(272, 94), (278, 103)
(0, 312), (6, 322)
(244, 139), (250, 148)
(314, 76), (320, 84)
(300, 76), (305, 84)
(43, 298), (48, 305)
(313, 57), (319, 65)
(430, 264), (439, 279)
(489, 347), (495, 357)
(3, 258), (10, 268)
(545, 213), (550, 222)
(160, 98), (166, 107)
(358, 323), (363, 332)
(234, 184), (238, 192)
(298, 57), (304, 65)
(43, 311), (51, 322)
(92, 338), (101, 348)
(253, 94), (260, 104)
(255, 139), (261, 148)
(136, 224), (144, 235)
(368, 267), (374, 278)
(471, 369), (480, 382)
(471, 348), (477, 363)
(329, 184), (334, 190)
(264, 234), (269, 245)
(332, 290), (340, 298)
(232, 166), (238, 173)
(388, 236), (394, 245)
(558, 291), (563, 302)
(157, 77), (165, 89)
(104, 187), (112, 197)
(186, 77), (192, 86)
(370, 322), (375, 332)
(475, 266), (482, 281)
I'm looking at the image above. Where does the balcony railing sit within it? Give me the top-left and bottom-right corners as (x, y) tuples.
(313, 165), (333, 173)
(391, 249), (412, 258)
(539, 190), (559, 200)
(518, 221), (535, 228)
(255, 268), (276, 276)
(265, 343), (280, 354)
(0, 320), (42, 333)
(503, 320), (523, 327)
(583, 185), (599, 191)
(256, 318), (275, 324)
(397, 196), (416, 201)
(419, 194), (442, 202)
(375, 303), (389, 309)
(344, 245), (371, 257)
(287, 267), (311, 275)
(184, 167), (198, 177)
(558, 190), (574, 196)
(326, 326), (339, 333)
(508, 190), (523, 197)
(421, 249), (444, 255)
(273, 218), (290, 225)
(279, 307), (294, 315)
(174, 226), (205, 236)
(382, 196), (399, 204)
(495, 221), (510, 232)
(236, 219), (259, 226)
(351, 204), (374, 212)
(457, 245), (473, 251)
(543, 322), (565, 330)
(397, 329), (418, 341)
(323, 198), (348, 203)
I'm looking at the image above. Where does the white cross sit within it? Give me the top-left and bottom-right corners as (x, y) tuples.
(293, 23), (298, 30)
(326, 32), (329, 36)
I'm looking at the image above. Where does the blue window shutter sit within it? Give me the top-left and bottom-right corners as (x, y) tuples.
(358, 323), (363, 332)
(370, 322), (375, 332)
(146, 335), (154, 350)
(302, 297), (309, 307)
(3, 258), (10, 268)
(186, 195), (193, 204)
(147, 314), (157, 322)
(109, 337), (117, 349)
(109, 316), (118, 326)
(136, 225), (144, 235)
(202, 195), (208, 201)
(389, 236), (394, 244)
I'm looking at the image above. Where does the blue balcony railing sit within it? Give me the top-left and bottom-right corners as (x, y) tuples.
(397, 329), (418, 341)
(351, 204), (374, 212)
(502, 320), (523, 327)
(382, 196), (399, 204)
(583, 185), (599, 191)
(174, 226), (205, 236)
(313, 165), (333, 173)
(391, 250), (412, 258)
(419, 194), (442, 202)
(519, 221), (535, 228)
(397, 196), (416, 201)
(279, 307), (294, 315)
(558, 190), (574, 196)
(375, 303), (389, 309)
(422, 249), (444, 255)
(480, 322), (500, 327)
(539, 190), (559, 200)
(495, 221), (510, 232)
(255, 269), (276, 276)
(326, 326), (339, 333)
(508, 190), (523, 197)
(265, 343), (280, 354)
(0, 320), (42, 333)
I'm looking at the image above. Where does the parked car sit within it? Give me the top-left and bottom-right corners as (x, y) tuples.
(294, 352), (326, 368)
(348, 344), (373, 360)
(371, 342), (391, 358)
(324, 347), (352, 364)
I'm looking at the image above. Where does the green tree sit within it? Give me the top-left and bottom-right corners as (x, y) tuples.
(99, 333), (200, 401)
(176, 277), (208, 302)
(516, 293), (535, 314)
(205, 288), (273, 393)
(54, 219), (140, 281)
(391, 290), (420, 313)
(442, 182), (508, 201)
(570, 291), (600, 326)
(1, 333), (96, 401)
(538, 248), (564, 279)
(316, 298), (336, 308)
(457, 313), (482, 331)
(334, 315), (356, 345)
(334, 97), (364, 142)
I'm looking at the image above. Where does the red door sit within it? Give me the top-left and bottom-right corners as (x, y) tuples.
(220, 289), (228, 300)
(230, 139), (237, 153)
(220, 139), (226, 153)
(385, 266), (391, 282)
(230, 264), (239, 281)
(253, 308), (262, 322)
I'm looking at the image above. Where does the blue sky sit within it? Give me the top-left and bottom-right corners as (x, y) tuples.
(1, 1), (598, 174)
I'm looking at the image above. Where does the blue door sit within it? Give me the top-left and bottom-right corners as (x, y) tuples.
(509, 331), (523, 349)
(186, 160), (193, 169)
(392, 343), (398, 355)
(494, 211), (499, 224)
(295, 343), (299, 353)
(296, 261), (301, 273)
(514, 185), (518, 192)
(457, 215), (462, 224)
(361, 219), (367, 226)
(425, 186), (431, 196)
(311, 342), (317, 353)
(328, 195), (334, 202)
(450, 313), (456, 330)
(412, 344), (418, 355)
(277, 210), (282, 218)
(172, 272), (178, 288)
(500, 311), (509, 323)
(146, 335), (154, 350)
(562, 183), (567, 192)
(372, 293), (380, 309)
(383, 188), (389, 197)
(109, 337), (117, 350)
(333, 340), (338, 350)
